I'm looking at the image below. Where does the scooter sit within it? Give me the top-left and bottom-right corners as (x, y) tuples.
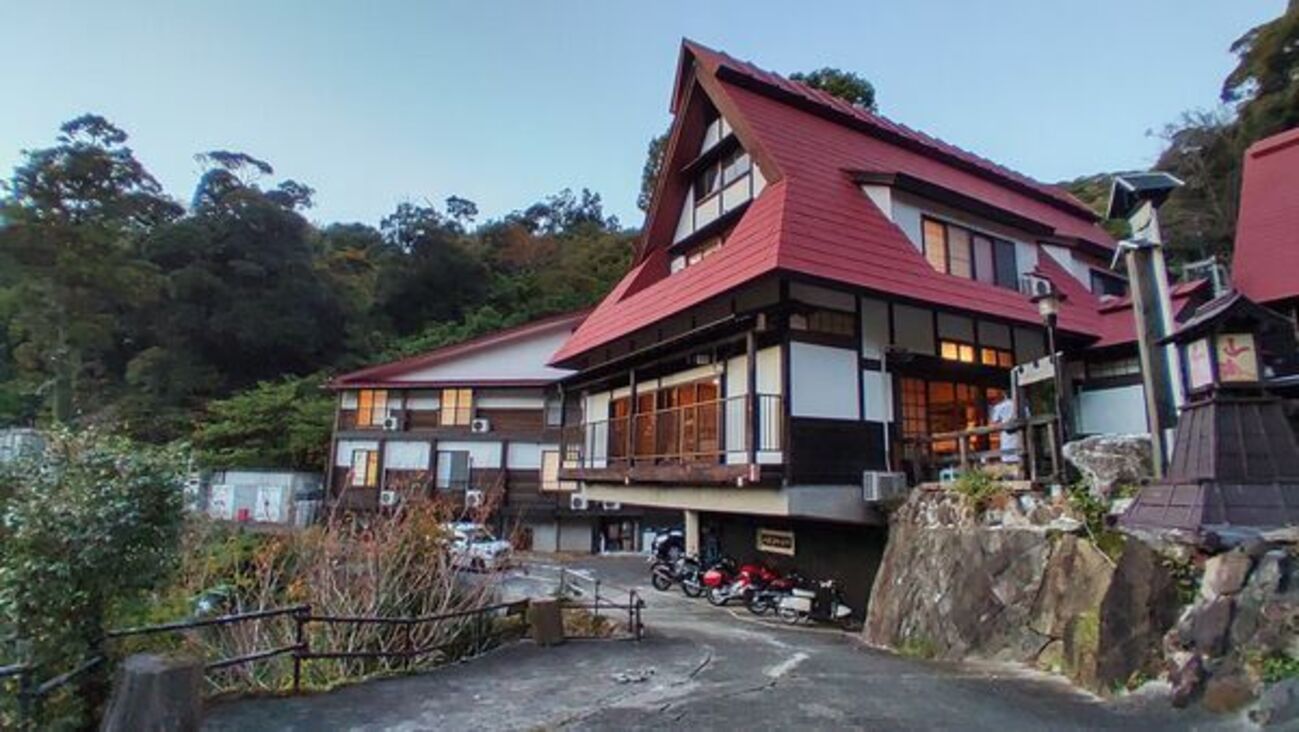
(777, 578), (853, 626)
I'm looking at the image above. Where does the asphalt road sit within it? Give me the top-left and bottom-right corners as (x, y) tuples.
(205, 555), (1245, 731)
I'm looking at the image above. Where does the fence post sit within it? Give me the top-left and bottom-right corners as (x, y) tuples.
(17, 664), (34, 730)
(593, 580), (601, 620)
(292, 605), (308, 693)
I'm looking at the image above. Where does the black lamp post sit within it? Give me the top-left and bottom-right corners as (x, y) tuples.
(1033, 285), (1068, 482)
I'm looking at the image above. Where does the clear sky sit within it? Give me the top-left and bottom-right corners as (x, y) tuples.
(0, 1), (1283, 229)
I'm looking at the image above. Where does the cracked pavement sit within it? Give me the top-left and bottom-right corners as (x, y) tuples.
(204, 555), (1245, 731)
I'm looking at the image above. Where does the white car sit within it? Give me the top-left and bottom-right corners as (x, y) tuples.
(446, 522), (512, 572)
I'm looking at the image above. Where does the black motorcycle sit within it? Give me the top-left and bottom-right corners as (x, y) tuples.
(650, 554), (700, 593)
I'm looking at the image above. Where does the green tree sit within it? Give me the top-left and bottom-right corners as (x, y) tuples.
(0, 430), (185, 727)
(789, 67), (878, 111)
(193, 374), (335, 471)
(0, 115), (180, 423)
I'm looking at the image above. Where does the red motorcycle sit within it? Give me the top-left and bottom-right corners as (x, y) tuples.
(745, 570), (804, 616)
(706, 560), (777, 607)
(700, 556), (737, 602)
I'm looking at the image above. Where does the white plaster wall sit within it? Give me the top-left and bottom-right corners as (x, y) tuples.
(437, 441), (503, 470)
(859, 184), (893, 220)
(406, 390), (440, 410)
(477, 389), (546, 409)
(1042, 244), (1091, 289)
(506, 442), (557, 470)
(790, 343), (859, 420)
(397, 326), (575, 383)
(893, 304), (936, 355)
(723, 346), (783, 464)
(1076, 385), (1148, 435)
(862, 370), (894, 423)
(673, 187), (696, 244)
(384, 441), (431, 470)
(335, 440), (379, 467)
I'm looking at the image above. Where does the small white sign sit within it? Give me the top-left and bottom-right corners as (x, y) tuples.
(1013, 354), (1058, 386)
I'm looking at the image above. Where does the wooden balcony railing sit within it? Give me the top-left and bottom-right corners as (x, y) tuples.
(559, 394), (782, 484)
(899, 414), (1062, 483)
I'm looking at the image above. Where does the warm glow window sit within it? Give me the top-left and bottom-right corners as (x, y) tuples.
(355, 389), (389, 428)
(921, 216), (1018, 289)
(980, 347), (1015, 368)
(540, 450), (562, 492)
(350, 449), (380, 487)
(440, 388), (474, 426)
(940, 340), (977, 364)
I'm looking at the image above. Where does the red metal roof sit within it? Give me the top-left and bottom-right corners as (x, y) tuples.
(1232, 126), (1299, 305)
(331, 309), (589, 389)
(551, 41), (1115, 366)
(1092, 280), (1210, 349)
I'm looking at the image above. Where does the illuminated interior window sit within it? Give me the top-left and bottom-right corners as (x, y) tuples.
(940, 340), (976, 363)
(440, 388), (474, 426)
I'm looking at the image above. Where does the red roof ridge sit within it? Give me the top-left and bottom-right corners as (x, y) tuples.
(678, 39), (1099, 224)
(330, 308), (589, 388)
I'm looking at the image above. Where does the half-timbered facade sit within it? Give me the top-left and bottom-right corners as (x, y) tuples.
(549, 41), (1184, 609)
(325, 310), (669, 553)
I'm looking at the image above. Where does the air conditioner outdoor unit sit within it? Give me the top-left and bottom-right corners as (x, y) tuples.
(379, 489), (399, 507)
(1019, 274), (1052, 298)
(465, 489), (484, 509)
(601, 501), (622, 511)
(470, 418), (492, 434)
(381, 416), (401, 431)
(569, 494), (589, 511)
(862, 471), (909, 503)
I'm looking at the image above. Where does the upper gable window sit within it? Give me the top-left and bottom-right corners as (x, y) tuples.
(700, 114), (733, 155)
(922, 216), (1018, 290)
(1090, 269), (1128, 297)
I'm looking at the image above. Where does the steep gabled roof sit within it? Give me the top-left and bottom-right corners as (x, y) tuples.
(331, 309), (588, 389)
(551, 41), (1115, 366)
(1232, 126), (1299, 305)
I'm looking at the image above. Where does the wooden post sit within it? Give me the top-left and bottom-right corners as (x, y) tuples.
(1046, 421), (1060, 481)
(958, 434), (969, 472)
(292, 606), (308, 693)
(626, 369), (637, 466)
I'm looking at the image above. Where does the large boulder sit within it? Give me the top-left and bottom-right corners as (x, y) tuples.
(1063, 434), (1153, 497)
(1095, 539), (1182, 687)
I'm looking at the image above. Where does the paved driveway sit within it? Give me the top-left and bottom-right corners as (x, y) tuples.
(205, 556), (1243, 731)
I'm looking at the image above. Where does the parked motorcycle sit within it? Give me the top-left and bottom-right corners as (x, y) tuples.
(650, 554), (700, 592)
(650, 527), (685, 563)
(699, 556), (738, 604)
(706, 561), (776, 607)
(777, 578), (853, 626)
(744, 570), (804, 616)
(678, 555), (708, 598)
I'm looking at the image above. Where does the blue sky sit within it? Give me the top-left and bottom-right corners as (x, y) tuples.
(0, 1), (1282, 229)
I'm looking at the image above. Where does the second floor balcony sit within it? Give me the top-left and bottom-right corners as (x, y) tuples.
(559, 393), (784, 486)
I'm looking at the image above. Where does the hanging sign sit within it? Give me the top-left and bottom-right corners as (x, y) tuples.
(1013, 354), (1058, 386)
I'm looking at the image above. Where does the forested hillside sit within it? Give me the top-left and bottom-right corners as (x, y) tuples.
(1062, 3), (1299, 267)
(0, 117), (634, 467)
